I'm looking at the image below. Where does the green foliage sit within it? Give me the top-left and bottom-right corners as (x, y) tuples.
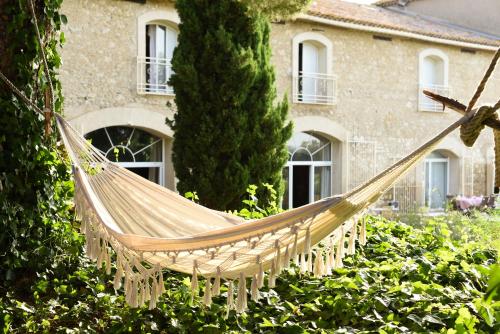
(2, 208), (498, 332)
(231, 183), (283, 219)
(168, 0), (292, 211)
(0, 0), (80, 282)
(240, 0), (311, 19)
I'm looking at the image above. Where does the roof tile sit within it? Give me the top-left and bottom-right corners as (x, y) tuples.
(305, 0), (500, 47)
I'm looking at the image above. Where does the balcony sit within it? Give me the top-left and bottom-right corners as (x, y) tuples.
(293, 71), (337, 106)
(418, 84), (450, 112)
(137, 56), (174, 95)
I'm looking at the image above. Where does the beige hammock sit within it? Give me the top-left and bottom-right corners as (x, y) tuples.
(53, 42), (500, 309)
(0, 4), (498, 311)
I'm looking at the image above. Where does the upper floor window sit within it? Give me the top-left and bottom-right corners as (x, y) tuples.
(137, 11), (180, 96)
(418, 49), (450, 112)
(292, 32), (336, 105)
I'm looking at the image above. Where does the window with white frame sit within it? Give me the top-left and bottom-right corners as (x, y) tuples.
(85, 126), (164, 185)
(418, 49), (450, 112)
(137, 12), (179, 95)
(292, 33), (336, 105)
(282, 132), (332, 209)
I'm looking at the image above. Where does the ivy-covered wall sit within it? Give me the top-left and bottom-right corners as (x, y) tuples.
(0, 0), (79, 282)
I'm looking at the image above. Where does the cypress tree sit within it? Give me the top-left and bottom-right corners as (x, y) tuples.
(168, 0), (292, 210)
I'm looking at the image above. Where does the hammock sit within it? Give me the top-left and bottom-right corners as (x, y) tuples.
(54, 90), (500, 311)
(1, 2), (498, 311)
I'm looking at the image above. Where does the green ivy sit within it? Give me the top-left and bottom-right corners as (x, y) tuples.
(0, 0), (80, 284)
(2, 211), (498, 333)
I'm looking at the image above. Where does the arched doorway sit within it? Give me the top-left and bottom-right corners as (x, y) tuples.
(283, 132), (333, 209)
(85, 126), (164, 185)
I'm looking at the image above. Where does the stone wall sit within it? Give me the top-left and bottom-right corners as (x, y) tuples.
(58, 0), (500, 207)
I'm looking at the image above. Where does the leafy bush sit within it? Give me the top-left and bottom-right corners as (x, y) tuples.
(2, 204), (498, 333)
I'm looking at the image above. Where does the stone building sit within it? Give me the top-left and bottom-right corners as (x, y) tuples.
(59, 0), (500, 212)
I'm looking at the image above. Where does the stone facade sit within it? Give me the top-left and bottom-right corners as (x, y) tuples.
(59, 0), (499, 211)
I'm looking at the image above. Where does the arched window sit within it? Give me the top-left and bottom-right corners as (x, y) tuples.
(424, 150), (449, 209)
(292, 32), (336, 105)
(283, 132), (332, 209)
(85, 126), (164, 185)
(137, 11), (180, 95)
(419, 49), (449, 111)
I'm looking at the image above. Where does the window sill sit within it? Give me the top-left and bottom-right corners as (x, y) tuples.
(293, 99), (336, 106)
(137, 90), (175, 97)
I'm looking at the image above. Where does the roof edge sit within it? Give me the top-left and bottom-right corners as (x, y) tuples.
(297, 13), (499, 51)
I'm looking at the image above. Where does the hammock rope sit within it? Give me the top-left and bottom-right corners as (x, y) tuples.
(0, 0), (499, 311)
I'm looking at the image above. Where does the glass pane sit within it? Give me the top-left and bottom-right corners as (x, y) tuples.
(105, 127), (134, 147)
(106, 146), (134, 162)
(156, 25), (166, 59)
(128, 167), (160, 184)
(166, 27), (177, 60)
(128, 128), (161, 160)
(287, 132), (330, 159)
(292, 165), (310, 208)
(314, 166), (331, 201)
(430, 161), (447, 209)
(312, 143), (331, 161)
(425, 162), (430, 206)
(292, 148), (312, 161)
(85, 128), (111, 154)
(427, 151), (446, 159)
(282, 167), (289, 210)
(134, 140), (162, 162)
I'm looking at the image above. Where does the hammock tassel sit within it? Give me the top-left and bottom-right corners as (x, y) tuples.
(236, 272), (247, 313)
(158, 270), (165, 294)
(335, 237), (344, 269)
(325, 248), (333, 276)
(145, 276), (151, 301)
(347, 221), (357, 256)
(227, 280), (234, 310)
(275, 240), (282, 274)
(97, 245), (105, 270)
(299, 252), (307, 273)
(149, 279), (157, 310)
(291, 232), (298, 260)
(212, 267), (221, 296)
(313, 249), (323, 278)
(283, 245), (291, 269)
(257, 262), (264, 289)
(269, 261), (277, 288)
(339, 227), (345, 259)
(191, 261), (199, 292)
(359, 216), (367, 246)
(105, 248), (111, 275)
(307, 250), (313, 273)
(203, 278), (212, 306)
(191, 261), (199, 303)
(327, 241), (335, 274)
(251, 274), (259, 301)
(130, 277), (138, 308)
(113, 263), (123, 290)
(138, 280), (146, 307)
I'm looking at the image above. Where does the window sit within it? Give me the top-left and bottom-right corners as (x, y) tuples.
(137, 11), (180, 95)
(424, 151), (449, 209)
(283, 132), (332, 209)
(85, 126), (164, 185)
(418, 49), (449, 112)
(292, 32), (336, 105)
